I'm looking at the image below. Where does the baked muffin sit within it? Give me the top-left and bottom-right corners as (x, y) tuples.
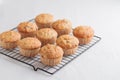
(36, 28), (58, 46)
(73, 26), (94, 45)
(0, 31), (21, 49)
(17, 22), (38, 38)
(35, 13), (54, 29)
(56, 35), (79, 56)
(51, 19), (72, 36)
(17, 37), (41, 57)
(39, 44), (63, 66)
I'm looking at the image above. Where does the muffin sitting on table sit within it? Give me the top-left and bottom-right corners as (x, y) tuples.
(17, 22), (38, 38)
(73, 26), (94, 45)
(0, 31), (21, 49)
(35, 13), (54, 29)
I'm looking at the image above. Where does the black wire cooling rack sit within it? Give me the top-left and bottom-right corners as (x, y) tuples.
(0, 19), (101, 75)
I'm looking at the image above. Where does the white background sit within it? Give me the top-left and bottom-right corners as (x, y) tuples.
(0, 0), (120, 80)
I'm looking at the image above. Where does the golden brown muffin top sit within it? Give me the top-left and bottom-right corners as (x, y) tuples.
(36, 28), (57, 39)
(40, 44), (63, 59)
(56, 35), (79, 49)
(0, 31), (21, 42)
(35, 13), (54, 24)
(52, 19), (72, 30)
(17, 37), (41, 49)
(17, 22), (38, 33)
(73, 26), (94, 38)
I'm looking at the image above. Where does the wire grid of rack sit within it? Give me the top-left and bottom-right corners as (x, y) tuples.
(0, 19), (101, 75)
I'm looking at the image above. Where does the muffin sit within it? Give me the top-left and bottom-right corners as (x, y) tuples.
(36, 28), (58, 46)
(51, 19), (72, 36)
(17, 22), (38, 38)
(0, 31), (21, 49)
(73, 26), (94, 45)
(17, 37), (41, 57)
(39, 44), (63, 66)
(56, 35), (79, 56)
(35, 13), (54, 29)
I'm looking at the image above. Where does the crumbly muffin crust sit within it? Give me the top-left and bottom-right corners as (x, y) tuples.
(56, 35), (79, 49)
(52, 19), (72, 30)
(35, 13), (54, 24)
(36, 28), (57, 39)
(17, 37), (41, 49)
(17, 22), (38, 33)
(40, 44), (63, 59)
(0, 31), (21, 42)
(73, 26), (94, 38)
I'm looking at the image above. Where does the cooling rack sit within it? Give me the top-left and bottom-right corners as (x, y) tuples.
(0, 19), (101, 75)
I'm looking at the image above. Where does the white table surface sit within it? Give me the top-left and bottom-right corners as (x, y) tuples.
(0, 0), (120, 80)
